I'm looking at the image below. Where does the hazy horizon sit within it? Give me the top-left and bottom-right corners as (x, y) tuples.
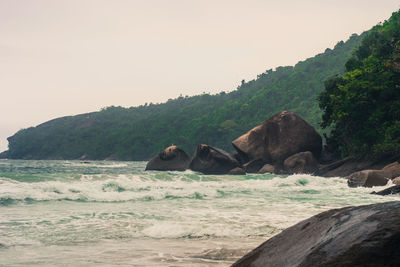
(1, 0), (399, 152)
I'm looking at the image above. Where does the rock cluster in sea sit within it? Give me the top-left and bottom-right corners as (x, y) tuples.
(146, 111), (323, 175)
(145, 110), (400, 190)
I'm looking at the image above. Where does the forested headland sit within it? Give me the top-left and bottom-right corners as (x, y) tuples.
(2, 30), (366, 160)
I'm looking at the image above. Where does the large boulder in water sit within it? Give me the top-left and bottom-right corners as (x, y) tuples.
(189, 144), (239, 174)
(232, 201), (400, 267)
(283, 151), (319, 174)
(145, 145), (191, 171)
(382, 161), (400, 179)
(347, 170), (389, 187)
(232, 111), (322, 164)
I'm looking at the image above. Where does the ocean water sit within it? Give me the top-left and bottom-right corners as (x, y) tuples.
(0, 160), (398, 266)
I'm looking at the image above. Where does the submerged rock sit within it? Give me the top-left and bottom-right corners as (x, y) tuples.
(145, 145), (191, 171)
(393, 177), (400, 185)
(372, 185), (400, 196)
(283, 151), (318, 174)
(189, 144), (239, 174)
(232, 111), (322, 164)
(228, 167), (246, 175)
(347, 170), (389, 187)
(257, 164), (276, 174)
(232, 201), (400, 267)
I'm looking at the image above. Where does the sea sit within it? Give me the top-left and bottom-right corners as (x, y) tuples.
(0, 159), (398, 266)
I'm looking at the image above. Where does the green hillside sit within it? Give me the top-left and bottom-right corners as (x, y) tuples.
(319, 10), (400, 157)
(4, 32), (364, 160)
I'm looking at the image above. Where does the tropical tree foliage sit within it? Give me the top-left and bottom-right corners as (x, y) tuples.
(319, 10), (400, 157)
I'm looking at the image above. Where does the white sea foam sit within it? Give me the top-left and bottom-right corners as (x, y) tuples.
(0, 172), (395, 204)
(0, 160), (398, 266)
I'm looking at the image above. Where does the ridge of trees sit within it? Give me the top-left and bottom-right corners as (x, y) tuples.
(5, 32), (365, 160)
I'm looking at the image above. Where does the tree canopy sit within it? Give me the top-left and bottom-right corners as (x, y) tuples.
(319, 10), (400, 157)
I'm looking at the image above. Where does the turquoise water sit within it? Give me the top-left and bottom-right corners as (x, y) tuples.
(0, 160), (398, 266)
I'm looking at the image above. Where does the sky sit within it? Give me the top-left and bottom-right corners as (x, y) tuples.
(1, 0), (399, 152)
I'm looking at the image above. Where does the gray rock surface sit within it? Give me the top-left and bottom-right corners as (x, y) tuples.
(243, 159), (266, 173)
(372, 186), (400, 196)
(257, 164), (276, 174)
(347, 170), (389, 187)
(393, 177), (400, 185)
(283, 151), (318, 174)
(316, 156), (400, 177)
(232, 111), (322, 164)
(382, 161), (400, 179)
(145, 145), (191, 171)
(228, 167), (246, 175)
(232, 201), (400, 267)
(189, 144), (239, 174)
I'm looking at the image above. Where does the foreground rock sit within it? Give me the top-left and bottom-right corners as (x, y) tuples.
(232, 201), (400, 267)
(232, 111), (322, 164)
(145, 145), (191, 171)
(347, 170), (389, 187)
(283, 151), (318, 174)
(189, 144), (239, 174)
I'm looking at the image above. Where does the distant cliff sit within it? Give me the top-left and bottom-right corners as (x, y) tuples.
(3, 33), (364, 160)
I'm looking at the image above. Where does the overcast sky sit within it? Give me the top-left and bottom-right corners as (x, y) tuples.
(1, 0), (399, 152)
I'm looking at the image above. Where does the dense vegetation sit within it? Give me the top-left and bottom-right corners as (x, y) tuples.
(319, 10), (400, 157)
(3, 32), (365, 160)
